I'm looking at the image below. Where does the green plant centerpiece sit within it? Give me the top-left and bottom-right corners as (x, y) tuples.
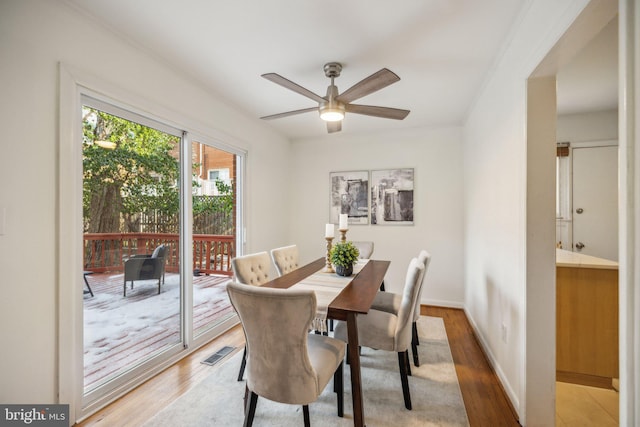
(330, 241), (360, 277)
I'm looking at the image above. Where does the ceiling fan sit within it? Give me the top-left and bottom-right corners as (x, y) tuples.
(260, 62), (410, 133)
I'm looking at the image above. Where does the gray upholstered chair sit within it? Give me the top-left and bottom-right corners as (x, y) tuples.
(369, 250), (431, 366)
(334, 257), (424, 410)
(230, 251), (272, 381)
(226, 281), (346, 427)
(270, 244), (300, 276)
(123, 244), (167, 296)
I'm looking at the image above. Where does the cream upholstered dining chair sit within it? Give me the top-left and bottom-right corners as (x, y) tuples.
(226, 281), (346, 427)
(231, 251), (272, 286)
(352, 241), (374, 259)
(272, 243), (331, 334)
(334, 257), (424, 410)
(352, 241), (385, 291)
(369, 250), (431, 367)
(270, 244), (299, 276)
(231, 251), (272, 381)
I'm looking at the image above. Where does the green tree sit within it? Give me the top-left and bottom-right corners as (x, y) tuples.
(82, 107), (180, 233)
(192, 179), (235, 234)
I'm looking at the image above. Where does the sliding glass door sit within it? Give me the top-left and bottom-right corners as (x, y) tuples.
(80, 96), (241, 409)
(191, 141), (238, 337)
(82, 97), (185, 402)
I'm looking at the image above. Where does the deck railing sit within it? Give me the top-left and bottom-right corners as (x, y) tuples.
(83, 232), (234, 276)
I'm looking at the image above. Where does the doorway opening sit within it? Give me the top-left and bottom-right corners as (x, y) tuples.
(528, 7), (619, 426)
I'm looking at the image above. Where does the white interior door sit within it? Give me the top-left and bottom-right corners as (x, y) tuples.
(571, 144), (618, 261)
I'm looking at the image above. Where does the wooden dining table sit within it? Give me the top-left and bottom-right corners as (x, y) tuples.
(262, 257), (390, 427)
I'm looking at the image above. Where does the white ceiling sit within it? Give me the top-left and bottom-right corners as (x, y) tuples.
(65, 0), (618, 140)
(556, 16), (618, 116)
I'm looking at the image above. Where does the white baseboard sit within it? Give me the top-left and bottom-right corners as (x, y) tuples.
(423, 298), (465, 309)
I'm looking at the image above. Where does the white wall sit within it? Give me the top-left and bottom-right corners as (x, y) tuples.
(463, 0), (605, 425)
(0, 0), (290, 406)
(288, 126), (465, 307)
(557, 109), (618, 142)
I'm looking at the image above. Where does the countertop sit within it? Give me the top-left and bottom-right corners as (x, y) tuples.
(556, 248), (618, 270)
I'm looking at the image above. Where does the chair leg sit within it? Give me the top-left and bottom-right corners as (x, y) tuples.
(405, 349), (412, 376)
(411, 322), (420, 367)
(237, 346), (247, 381)
(413, 321), (420, 346)
(243, 391), (258, 427)
(243, 385), (249, 411)
(380, 280), (385, 291)
(303, 405), (310, 427)
(397, 352), (412, 410)
(334, 361), (344, 417)
(157, 278), (161, 294)
(123, 280), (126, 297)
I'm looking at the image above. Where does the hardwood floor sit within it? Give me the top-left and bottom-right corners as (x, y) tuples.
(77, 306), (520, 426)
(424, 306), (520, 426)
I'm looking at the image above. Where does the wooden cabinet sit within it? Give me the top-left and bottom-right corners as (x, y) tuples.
(556, 249), (618, 389)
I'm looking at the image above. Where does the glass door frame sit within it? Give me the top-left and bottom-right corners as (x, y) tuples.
(80, 93), (189, 410)
(58, 65), (244, 423)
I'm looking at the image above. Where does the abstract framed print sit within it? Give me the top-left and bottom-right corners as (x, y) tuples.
(370, 168), (414, 225)
(330, 170), (369, 225)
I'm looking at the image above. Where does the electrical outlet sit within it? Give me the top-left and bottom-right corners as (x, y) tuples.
(0, 207), (5, 236)
(501, 324), (508, 343)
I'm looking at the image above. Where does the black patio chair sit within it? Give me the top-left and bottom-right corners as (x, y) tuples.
(123, 244), (167, 296)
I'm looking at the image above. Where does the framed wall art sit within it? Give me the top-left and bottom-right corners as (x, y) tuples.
(370, 168), (414, 225)
(329, 170), (369, 225)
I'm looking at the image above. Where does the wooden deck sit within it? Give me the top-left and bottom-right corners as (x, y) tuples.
(83, 272), (233, 391)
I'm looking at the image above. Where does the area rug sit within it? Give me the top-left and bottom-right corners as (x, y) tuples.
(142, 316), (469, 426)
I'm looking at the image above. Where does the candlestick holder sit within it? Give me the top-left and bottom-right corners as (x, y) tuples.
(325, 237), (334, 273)
(339, 228), (348, 243)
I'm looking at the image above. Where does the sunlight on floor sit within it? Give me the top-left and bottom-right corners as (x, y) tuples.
(556, 382), (619, 427)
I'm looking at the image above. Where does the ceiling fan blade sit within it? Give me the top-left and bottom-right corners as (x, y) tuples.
(260, 107), (318, 120)
(261, 73), (326, 103)
(345, 104), (410, 120)
(336, 68), (400, 104)
(327, 120), (342, 133)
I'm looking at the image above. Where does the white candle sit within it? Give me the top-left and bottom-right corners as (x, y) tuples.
(325, 223), (334, 238)
(339, 214), (348, 230)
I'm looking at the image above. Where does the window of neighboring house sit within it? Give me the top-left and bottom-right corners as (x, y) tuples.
(207, 168), (231, 195)
(208, 168), (229, 182)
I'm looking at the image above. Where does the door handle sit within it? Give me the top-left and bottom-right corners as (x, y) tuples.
(575, 242), (585, 250)
(576, 208), (584, 214)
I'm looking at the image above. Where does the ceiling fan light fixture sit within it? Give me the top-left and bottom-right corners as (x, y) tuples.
(319, 102), (345, 122)
(260, 63), (409, 133)
(320, 109), (344, 122)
